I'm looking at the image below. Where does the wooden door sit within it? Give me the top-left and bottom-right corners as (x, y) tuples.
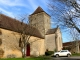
(26, 44), (30, 56)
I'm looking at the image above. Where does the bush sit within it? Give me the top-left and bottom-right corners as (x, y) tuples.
(45, 51), (54, 56)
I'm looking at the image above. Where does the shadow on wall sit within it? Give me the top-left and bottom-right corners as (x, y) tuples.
(0, 48), (4, 58)
(0, 29), (2, 35)
(0, 30), (4, 58)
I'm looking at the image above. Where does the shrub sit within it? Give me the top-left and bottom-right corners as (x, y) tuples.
(45, 51), (54, 56)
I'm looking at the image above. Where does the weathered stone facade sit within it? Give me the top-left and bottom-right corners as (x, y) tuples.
(29, 7), (51, 37)
(45, 34), (56, 51)
(55, 27), (63, 51)
(45, 27), (62, 51)
(29, 7), (62, 52)
(0, 7), (63, 58)
(0, 28), (45, 58)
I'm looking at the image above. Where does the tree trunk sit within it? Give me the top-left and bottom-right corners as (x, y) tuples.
(76, 41), (79, 53)
(23, 40), (26, 58)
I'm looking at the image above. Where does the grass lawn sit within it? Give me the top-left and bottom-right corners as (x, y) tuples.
(0, 56), (51, 60)
(72, 53), (80, 56)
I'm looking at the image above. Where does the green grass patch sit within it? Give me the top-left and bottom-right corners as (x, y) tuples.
(72, 53), (80, 56)
(0, 56), (51, 60)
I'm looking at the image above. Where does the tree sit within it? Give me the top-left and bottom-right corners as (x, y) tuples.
(48, 0), (80, 52)
(58, 0), (80, 13)
(48, 0), (80, 33)
(69, 29), (80, 53)
(15, 15), (43, 58)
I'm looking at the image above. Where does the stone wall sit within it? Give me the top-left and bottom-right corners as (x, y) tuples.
(0, 28), (21, 58)
(43, 12), (51, 33)
(0, 28), (45, 58)
(55, 28), (63, 51)
(29, 12), (50, 37)
(29, 36), (45, 56)
(29, 12), (45, 37)
(45, 34), (56, 51)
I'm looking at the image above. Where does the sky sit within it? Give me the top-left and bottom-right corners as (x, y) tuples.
(0, 0), (74, 43)
(0, 0), (48, 18)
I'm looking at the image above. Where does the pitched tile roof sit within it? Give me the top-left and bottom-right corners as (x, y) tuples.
(0, 14), (43, 38)
(63, 41), (80, 47)
(46, 28), (57, 35)
(31, 6), (50, 16)
(63, 42), (72, 47)
(32, 6), (44, 15)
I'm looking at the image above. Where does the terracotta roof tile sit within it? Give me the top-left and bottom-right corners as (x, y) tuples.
(46, 28), (57, 35)
(32, 6), (44, 15)
(0, 14), (43, 38)
(63, 42), (72, 47)
(31, 6), (50, 16)
(63, 41), (80, 47)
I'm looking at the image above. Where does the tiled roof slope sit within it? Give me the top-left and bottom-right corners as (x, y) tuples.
(32, 6), (44, 15)
(31, 6), (50, 16)
(0, 14), (43, 38)
(63, 42), (72, 47)
(46, 28), (57, 35)
(63, 41), (80, 47)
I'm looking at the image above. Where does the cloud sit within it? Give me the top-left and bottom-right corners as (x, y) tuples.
(77, 0), (80, 4)
(0, 0), (48, 18)
(0, 0), (28, 7)
(0, 0), (29, 18)
(40, 0), (47, 6)
(51, 21), (55, 24)
(0, 8), (14, 18)
(28, 0), (38, 10)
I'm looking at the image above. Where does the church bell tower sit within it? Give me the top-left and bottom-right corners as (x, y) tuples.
(29, 7), (51, 38)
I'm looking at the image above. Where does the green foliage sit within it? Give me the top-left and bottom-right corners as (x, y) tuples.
(54, 49), (57, 52)
(0, 56), (50, 60)
(45, 51), (54, 56)
(72, 53), (80, 56)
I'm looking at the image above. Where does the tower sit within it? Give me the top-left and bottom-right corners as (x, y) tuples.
(29, 7), (51, 37)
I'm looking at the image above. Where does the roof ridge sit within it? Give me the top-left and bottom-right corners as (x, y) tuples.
(31, 6), (45, 15)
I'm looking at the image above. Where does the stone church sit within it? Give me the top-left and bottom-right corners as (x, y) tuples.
(0, 7), (62, 58)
